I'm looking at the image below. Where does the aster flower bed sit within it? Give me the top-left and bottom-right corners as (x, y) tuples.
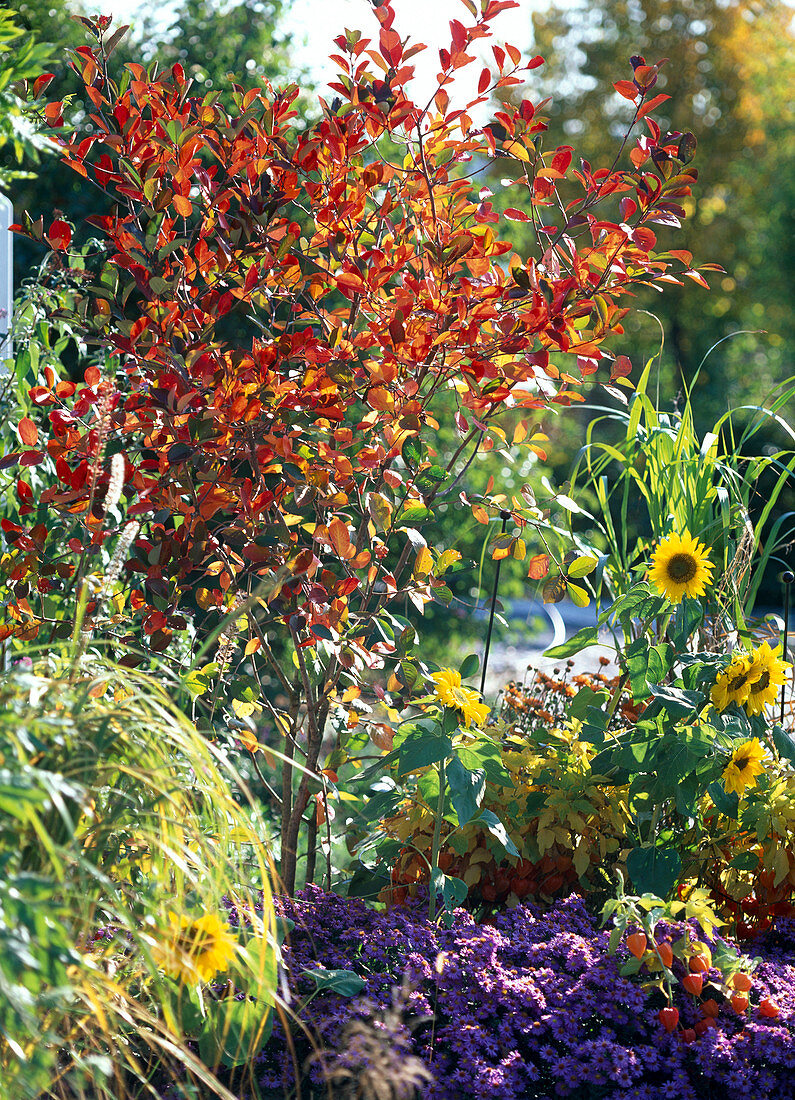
(248, 887), (795, 1100)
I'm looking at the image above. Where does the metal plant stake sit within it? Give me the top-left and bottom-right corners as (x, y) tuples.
(783, 569), (794, 725)
(480, 510), (512, 699)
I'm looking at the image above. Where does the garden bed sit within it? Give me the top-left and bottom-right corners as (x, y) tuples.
(245, 887), (795, 1100)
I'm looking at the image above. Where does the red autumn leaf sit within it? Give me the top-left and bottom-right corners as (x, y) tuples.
(637, 93), (671, 119)
(683, 269), (711, 288)
(613, 80), (639, 101)
(20, 451), (45, 467)
(551, 146), (573, 174)
(610, 355), (632, 382)
(336, 271), (365, 298)
(369, 723), (394, 751)
(33, 73), (55, 98)
(43, 100), (64, 126)
(46, 220), (72, 251)
(503, 208), (530, 222)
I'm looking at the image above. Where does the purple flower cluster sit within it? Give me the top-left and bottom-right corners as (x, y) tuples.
(249, 888), (795, 1099)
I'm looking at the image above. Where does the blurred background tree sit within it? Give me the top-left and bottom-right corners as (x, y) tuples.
(522, 0), (794, 425)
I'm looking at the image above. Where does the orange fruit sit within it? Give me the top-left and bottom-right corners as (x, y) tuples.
(682, 973), (703, 997)
(627, 932), (647, 959)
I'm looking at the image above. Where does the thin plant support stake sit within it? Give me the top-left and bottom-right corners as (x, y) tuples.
(783, 570), (793, 726)
(480, 510), (511, 699)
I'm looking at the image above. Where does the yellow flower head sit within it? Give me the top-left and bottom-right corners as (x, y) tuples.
(154, 911), (237, 984)
(431, 668), (490, 728)
(744, 642), (792, 716)
(722, 738), (765, 799)
(649, 530), (714, 604)
(711, 655), (762, 712)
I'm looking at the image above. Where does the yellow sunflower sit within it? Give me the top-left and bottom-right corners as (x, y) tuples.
(431, 668), (490, 728)
(743, 642), (792, 716)
(711, 655), (763, 712)
(649, 530), (714, 604)
(153, 911), (237, 984)
(722, 738), (765, 798)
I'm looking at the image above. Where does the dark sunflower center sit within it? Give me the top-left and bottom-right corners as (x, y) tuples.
(749, 671), (770, 694)
(666, 552), (698, 583)
(728, 670), (750, 692)
(735, 757), (749, 772)
(176, 927), (213, 955)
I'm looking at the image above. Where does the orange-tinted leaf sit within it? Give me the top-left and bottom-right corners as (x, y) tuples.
(369, 723), (394, 751)
(173, 193), (193, 217)
(18, 418), (38, 446)
(328, 517), (353, 559)
(527, 554), (549, 580)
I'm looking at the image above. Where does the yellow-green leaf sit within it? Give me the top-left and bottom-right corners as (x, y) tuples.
(566, 555), (598, 579)
(567, 583), (590, 608)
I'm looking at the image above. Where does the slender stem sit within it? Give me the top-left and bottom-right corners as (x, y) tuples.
(305, 809), (318, 887)
(428, 757), (447, 923)
(480, 511), (511, 698)
(281, 620), (327, 895)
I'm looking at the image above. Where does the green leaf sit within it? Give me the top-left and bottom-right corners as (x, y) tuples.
(397, 730), (452, 775)
(415, 464), (449, 490)
(624, 638), (674, 701)
(446, 757), (485, 827)
(182, 666), (216, 698)
(626, 846), (681, 899)
(471, 809), (519, 857)
(400, 504), (430, 524)
(545, 626), (598, 659)
(580, 705), (609, 745)
(644, 683), (702, 719)
(198, 998), (273, 1069)
(729, 852), (760, 871)
(455, 739), (510, 785)
(771, 724), (795, 765)
(301, 968), (366, 997)
(345, 860), (392, 899)
(708, 780), (739, 818)
(669, 597), (704, 650)
(430, 869), (468, 918)
(360, 787), (402, 823)
(401, 436), (423, 469)
(458, 653), (479, 680)
(568, 686), (610, 721)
